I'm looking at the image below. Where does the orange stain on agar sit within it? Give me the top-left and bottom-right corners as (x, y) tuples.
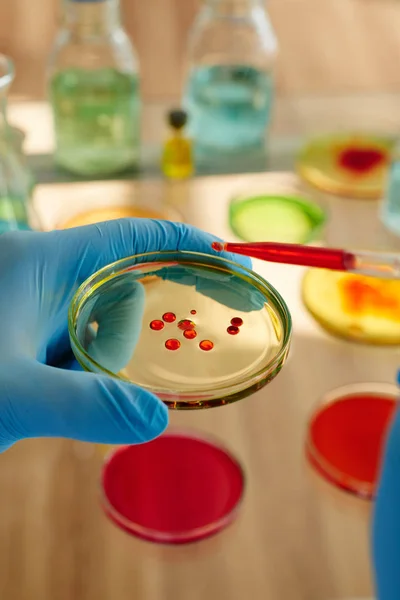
(165, 338), (181, 351)
(339, 276), (400, 321)
(199, 340), (214, 351)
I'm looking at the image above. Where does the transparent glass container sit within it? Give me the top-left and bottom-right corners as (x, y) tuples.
(48, 0), (141, 177)
(0, 55), (33, 234)
(183, 0), (278, 156)
(380, 138), (400, 235)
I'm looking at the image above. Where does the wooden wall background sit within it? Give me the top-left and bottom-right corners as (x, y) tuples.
(1, 0), (400, 101)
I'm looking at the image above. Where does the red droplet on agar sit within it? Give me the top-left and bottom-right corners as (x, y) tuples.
(165, 338), (181, 351)
(149, 319), (164, 331)
(211, 241), (224, 252)
(230, 317), (243, 327)
(337, 146), (387, 175)
(307, 393), (396, 497)
(199, 340), (214, 351)
(227, 326), (240, 335)
(178, 319), (195, 331)
(184, 329), (197, 340)
(162, 312), (176, 323)
(190, 310), (197, 315)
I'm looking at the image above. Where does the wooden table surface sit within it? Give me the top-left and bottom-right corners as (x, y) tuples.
(4, 103), (400, 600)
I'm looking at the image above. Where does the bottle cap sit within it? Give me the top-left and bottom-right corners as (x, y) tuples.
(167, 109), (188, 130)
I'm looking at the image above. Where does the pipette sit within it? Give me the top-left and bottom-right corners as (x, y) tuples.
(211, 241), (400, 279)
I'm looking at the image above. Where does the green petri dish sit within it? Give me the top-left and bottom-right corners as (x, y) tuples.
(229, 194), (326, 244)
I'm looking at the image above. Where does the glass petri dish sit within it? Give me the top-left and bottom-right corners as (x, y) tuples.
(69, 251), (291, 408)
(306, 383), (397, 499)
(101, 429), (245, 544)
(229, 191), (325, 245)
(59, 205), (172, 229)
(297, 133), (393, 199)
(302, 268), (400, 345)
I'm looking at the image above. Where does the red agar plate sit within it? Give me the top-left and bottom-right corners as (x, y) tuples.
(306, 384), (398, 498)
(101, 430), (245, 544)
(296, 133), (393, 199)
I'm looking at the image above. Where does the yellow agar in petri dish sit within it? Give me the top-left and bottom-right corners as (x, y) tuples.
(69, 251), (292, 409)
(59, 205), (169, 229)
(297, 133), (393, 199)
(302, 268), (400, 345)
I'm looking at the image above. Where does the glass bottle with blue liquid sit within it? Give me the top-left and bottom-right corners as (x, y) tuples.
(0, 55), (32, 234)
(48, 0), (140, 177)
(381, 140), (400, 236)
(183, 0), (278, 158)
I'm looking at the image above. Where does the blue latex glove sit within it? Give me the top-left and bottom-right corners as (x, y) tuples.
(373, 374), (400, 600)
(0, 219), (251, 452)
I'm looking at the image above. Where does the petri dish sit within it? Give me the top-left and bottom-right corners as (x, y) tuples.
(229, 193), (326, 244)
(302, 268), (400, 345)
(59, 205), (171, 229)
(101, 429), (245, 544)
(306, 383), (397, 499)
(69, 251), (292, 408)
(297, 133), (393, 199)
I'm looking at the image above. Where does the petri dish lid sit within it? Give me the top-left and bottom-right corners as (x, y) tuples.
(302, 268), (400, 345)
(59, 205), (172, 229)
(296, 133), (393, 200)
(101, 430), (245, 544)
(306, 383), (397, 498)
(69, 251), (291, 408)
(229, 193), (325, 244)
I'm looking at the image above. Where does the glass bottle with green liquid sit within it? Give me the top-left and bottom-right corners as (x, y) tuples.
(0, 54), (33, 234)
(183, 0), (278, 157)
(48, 0), (140, 177)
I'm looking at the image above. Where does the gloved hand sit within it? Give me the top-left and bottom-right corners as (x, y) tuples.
(0, 219), (250, 452)
(373, 377), (400, 600)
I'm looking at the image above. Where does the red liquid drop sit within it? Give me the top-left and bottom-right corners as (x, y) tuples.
(165, 338), (181, 351)
(184, 329), (197, 340)
(162, 312), (176, 323)
(199, 340), (214, 351)
(227, 326), (240, 335)
(307, 393), (396, 497)
(178, 319), (195, 331)
(149, 319), (164, 331)
(230, 317), (243, 327)
(337, 146), (387, 175)
(190, 310), (197, 315)
(212, 241), (224, 252)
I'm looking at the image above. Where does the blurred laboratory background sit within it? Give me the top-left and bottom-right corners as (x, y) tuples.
(3, 0), (400, 102)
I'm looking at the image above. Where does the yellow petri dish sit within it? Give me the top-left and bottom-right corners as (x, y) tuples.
(297, 133), (393, 199)
(302, 268), (400, 345)
(69, 251), (292, 409)
(59, 205), (171, 229)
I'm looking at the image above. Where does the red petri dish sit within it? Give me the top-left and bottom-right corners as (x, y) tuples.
(101, 430), (245, 544)
(306, 384), (398, 499)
